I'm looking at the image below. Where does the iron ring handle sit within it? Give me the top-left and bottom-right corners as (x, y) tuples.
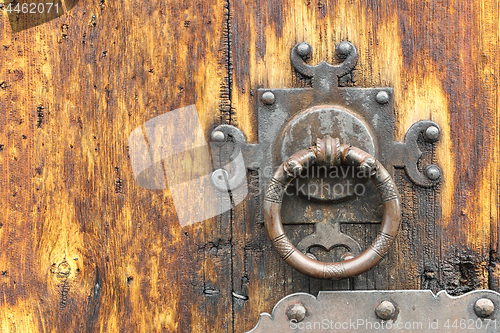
(263, 136), (401, 280)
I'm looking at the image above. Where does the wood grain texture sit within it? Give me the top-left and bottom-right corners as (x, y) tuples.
(0, 0), (499, 332)
(1, 0), (233, 332)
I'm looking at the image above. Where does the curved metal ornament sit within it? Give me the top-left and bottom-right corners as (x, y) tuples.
(388, 120), (442, 188)
(290, 41), (358, 95)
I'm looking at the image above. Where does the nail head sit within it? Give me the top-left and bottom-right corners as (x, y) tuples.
(376, 91), (390, 104)
(297, 42), (312, 58)
(474, 298), (495, 317)
(425, 126), (440, 141)
(262, 91), (276, 105)
(375, 301), (396, 320)
(425, 165), (441, 181)
(336, 41), (352, 59)
(211, 130), (225, 142)
(287, 303), (306, 322)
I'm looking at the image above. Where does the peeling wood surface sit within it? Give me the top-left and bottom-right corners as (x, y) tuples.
(0, 0), (499, 332)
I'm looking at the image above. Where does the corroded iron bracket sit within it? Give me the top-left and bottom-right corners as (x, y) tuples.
(248, 290), (500, 333)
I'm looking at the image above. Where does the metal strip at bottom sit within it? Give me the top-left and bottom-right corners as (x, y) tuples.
(247, 290), (500, 333)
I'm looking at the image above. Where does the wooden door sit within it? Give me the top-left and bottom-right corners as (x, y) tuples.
(1, 0), (499, 332)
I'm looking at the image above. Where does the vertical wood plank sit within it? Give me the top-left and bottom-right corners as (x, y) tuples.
(0, 0), (232, 331)
(230, 0), (500, 330)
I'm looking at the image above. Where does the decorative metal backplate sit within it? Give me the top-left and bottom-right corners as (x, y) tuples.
(210, 41), (441, 260)
(248, 290), (500, 333)
(256, 41), (441, 226)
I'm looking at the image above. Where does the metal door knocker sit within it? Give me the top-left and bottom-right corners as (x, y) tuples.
(209, 40), (441, 280)
(264, 136), (400, 279)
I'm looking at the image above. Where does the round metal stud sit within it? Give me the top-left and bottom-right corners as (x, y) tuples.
(425, 165), (441, 181)
(296, 42), (312, 58)
(474, 298), (495, 318)
(375, 91), (390, 104)
(375, 301), (396, 320)
(425, 125), (440, 142)
(261, 91), (276, 105)
(336, 41), (352, 59)
(211, 130), (225, 143)
(286, 303), (307, 322)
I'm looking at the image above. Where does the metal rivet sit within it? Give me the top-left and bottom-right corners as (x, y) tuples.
(297, 42), (312, 58)
(286, 303), (306, 322)
(341, 253), (355, 261)
(375, 91), (390, 104)
(262, 91), (276, 105)
(474, 298), (495, 317)
(425, 125), (440, 141)
(375, 301), (396, 320)
(425, 165), (441, 181)
(211, 130), (225, 142)
(336, 41), (352, 59)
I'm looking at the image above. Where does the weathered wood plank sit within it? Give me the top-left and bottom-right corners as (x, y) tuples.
(0, 0), (232, 332)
